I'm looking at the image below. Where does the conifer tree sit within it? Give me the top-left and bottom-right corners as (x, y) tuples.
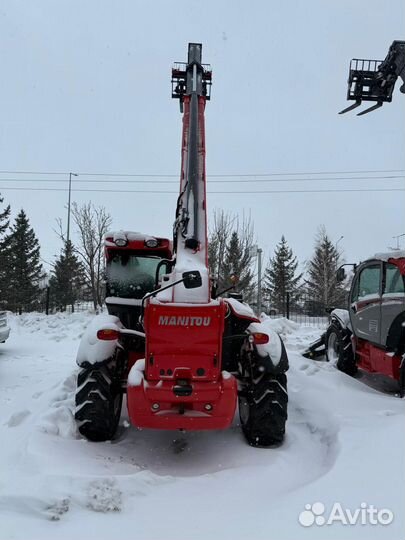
(305, 226), (345, 314)
(0, 194), (11, 307)
(263, 236), (302, 315)
(5, 209), (43, 313)
(49, 240), (85, 312)
(221, 231), (254, 299)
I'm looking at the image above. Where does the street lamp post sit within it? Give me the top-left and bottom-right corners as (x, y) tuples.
(249, 245), (263, 315)
(392, 233), (405, 250)
(67, 172), (78, 243)
(257, 248), (263, 315)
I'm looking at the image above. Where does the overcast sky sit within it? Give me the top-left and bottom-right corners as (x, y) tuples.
(0, 0), (404, 275)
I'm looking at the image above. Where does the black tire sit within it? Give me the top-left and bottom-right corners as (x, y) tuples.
(238, 373), (288, 447)
(326, 322), (357, 376)
(75, 364), (123, 442)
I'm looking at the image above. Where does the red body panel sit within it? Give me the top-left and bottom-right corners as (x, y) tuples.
(355, 337), (402, 380)
(144, 300), (226, 381)
(127, 374), (237, 430)
(127, 299), (238, 430)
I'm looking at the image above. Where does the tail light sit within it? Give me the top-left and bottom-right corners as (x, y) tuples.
(97, 328), (120, 341)
(250, 332), (269, 345)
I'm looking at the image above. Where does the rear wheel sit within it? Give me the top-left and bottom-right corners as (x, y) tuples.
(75, 364), (123, 442)
(238, 373), (288, 447)
(326, 322), (357, 375)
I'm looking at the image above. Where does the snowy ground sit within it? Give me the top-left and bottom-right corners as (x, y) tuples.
(1, 313), (404, 540)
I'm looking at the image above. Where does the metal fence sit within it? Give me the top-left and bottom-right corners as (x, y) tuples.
(3, 287), (344, 327)
(259, 291), (347, 327)
(1, 287), (103, 315)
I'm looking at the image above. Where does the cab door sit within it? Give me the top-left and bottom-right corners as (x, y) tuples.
(349, 261), (382, 345)
(380, 262), (405, 346)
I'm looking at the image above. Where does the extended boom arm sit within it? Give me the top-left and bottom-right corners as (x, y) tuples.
(164, 43), (212, 303)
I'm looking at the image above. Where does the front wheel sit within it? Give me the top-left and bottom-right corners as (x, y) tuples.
(239, 373), (288, 447)
(326, 322), (357, 375)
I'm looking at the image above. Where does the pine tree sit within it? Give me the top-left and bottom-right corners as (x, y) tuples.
(5, 210), (43, 313)
(305, 226), (345, 314)
(221, 231), (254, 299)
(0, 194), (11, 308)
(49, 240), (85, 312)
(263, 236), (302, 315)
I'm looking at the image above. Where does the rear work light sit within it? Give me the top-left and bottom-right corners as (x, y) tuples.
(114, 237), (127, 247)
(145, 237), (159, 248)
(249, 332), (269, 345)
(97, 328), (120, 341)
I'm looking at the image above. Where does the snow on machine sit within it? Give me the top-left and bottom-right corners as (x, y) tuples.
(74, 43), (289, 446)
(304, 252), (405, 396)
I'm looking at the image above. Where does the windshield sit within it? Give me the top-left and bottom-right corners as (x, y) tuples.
(106, 254), (160, 299)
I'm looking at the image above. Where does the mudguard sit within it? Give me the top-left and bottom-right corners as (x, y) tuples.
(330, 308), (351, 331)
(247, 322), (289, 375)
(76, 313), (123, 368)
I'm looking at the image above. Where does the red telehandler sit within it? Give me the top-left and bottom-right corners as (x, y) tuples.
(74, 43), (289, 447)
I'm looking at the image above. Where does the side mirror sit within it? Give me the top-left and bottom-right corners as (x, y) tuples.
(336, 267), (346, 282)
(182, 270), (202, 289)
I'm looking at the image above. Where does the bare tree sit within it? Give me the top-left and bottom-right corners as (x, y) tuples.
(71, 202), (112, 310)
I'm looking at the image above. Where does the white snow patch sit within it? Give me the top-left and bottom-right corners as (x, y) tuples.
(36, 373), (78, 439)
(128, 358), (145, 387)
(374, 250), (405, 261)
(0, 312), (404, 540)
(225, 298), (258, 319)
(259, 314), (299, 336)
(76, 314), (123, 366)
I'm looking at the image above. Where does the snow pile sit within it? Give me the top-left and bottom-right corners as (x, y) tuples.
(36, 373), (78, 439)
(9, 311), (94, 342)
(86, 479), (122, 513)
(76, 313), (123, 366)
(259, 314), (300, 336)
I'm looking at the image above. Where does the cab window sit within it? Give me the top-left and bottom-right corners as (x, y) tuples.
(385, 263), (405, 294)
(106, 253), (160, 299)
(352, 264), (381, 301)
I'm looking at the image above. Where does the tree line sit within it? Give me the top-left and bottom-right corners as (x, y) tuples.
(0, 193), (111, 313)
(0, 193), (346, 316)
(208, 211), (347, 316)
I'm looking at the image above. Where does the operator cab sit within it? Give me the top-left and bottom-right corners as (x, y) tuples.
(104, 231), (172, 329)
(349, 255), (405, 352)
